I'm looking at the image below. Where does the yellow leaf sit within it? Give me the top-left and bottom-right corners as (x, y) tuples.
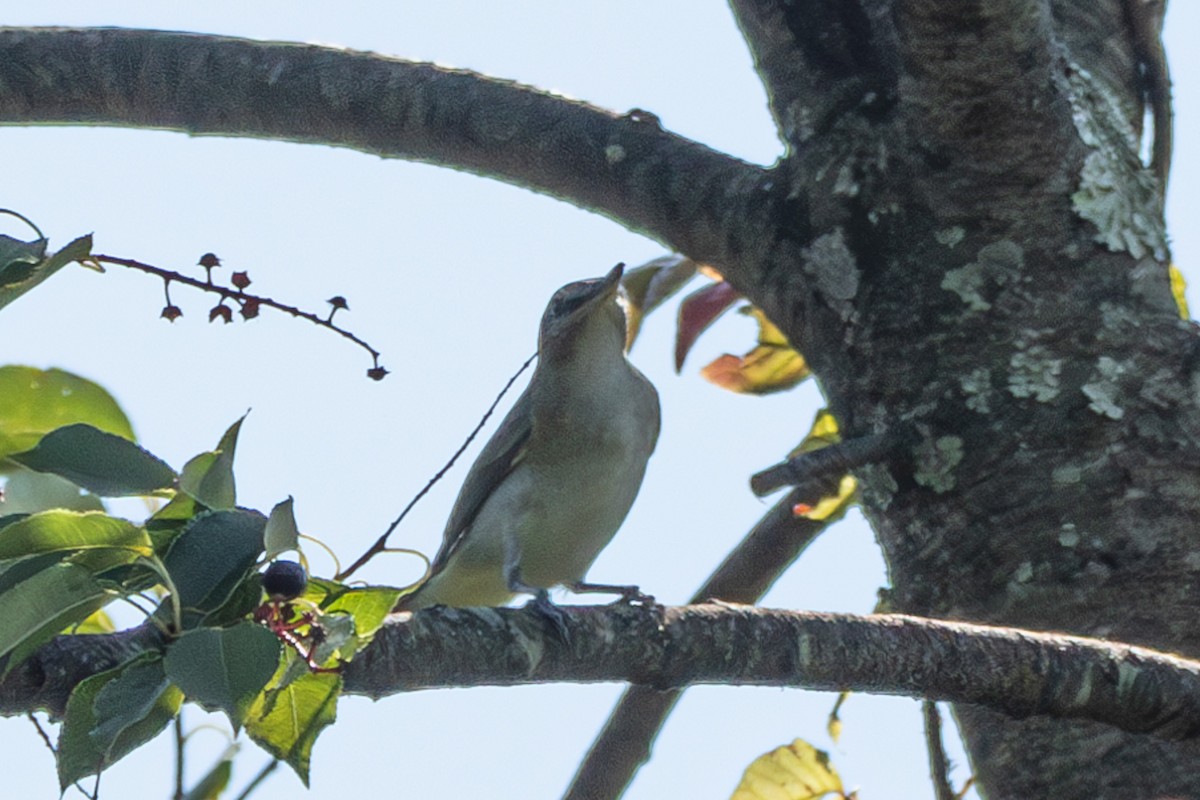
(1169, 263), (1189, 320)
(794, 410), (841, 455)
(827, 693), (849, 744)
(795, 475), (857, 521)
(69, 608), (116, 635)
(701, 308), (809, 394)
(730, 739), (845, 800)
(781, 410), (857, 521)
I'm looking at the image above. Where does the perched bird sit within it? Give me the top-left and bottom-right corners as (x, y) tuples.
(397, 264), (661, 610)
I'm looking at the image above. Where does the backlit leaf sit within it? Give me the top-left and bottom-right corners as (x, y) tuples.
(1169, 262), (1189, 319)
(730, 739), (845, 800)
(701, 307), (809, 394)
(0, 470), (104, 515)
(246, 671), (341, 786)
(675, 279), (741, 371)
(0, 510), (151, 561)
(0, 365), (134, 460)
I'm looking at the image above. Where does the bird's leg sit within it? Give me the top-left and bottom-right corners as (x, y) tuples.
(504, 555), (571, 641)
(564, 579), (656, 607)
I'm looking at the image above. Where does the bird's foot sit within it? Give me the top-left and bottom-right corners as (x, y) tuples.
(565, 580), (657, 608)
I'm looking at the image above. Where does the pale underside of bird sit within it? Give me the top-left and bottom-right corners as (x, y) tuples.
(398, 264), (661, 610)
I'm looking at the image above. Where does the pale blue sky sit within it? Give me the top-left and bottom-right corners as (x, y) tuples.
(0, 5), (1194, 799)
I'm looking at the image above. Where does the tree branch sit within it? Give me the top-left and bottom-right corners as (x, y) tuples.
(344, 604), (1200, 743)
(728, 0), (896, 150)
(0, 26), (771, 275)
(7, 603), (1200, 747)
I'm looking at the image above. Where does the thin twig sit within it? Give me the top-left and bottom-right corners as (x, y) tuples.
(28, 714), (96, 799)
(337, 352), (538, 580)
(27, 712), (55, 753)
(91, 254), (385, 370)
(0, 207), (45, 239)
(233, 759), (279, 800)
(924, 700), (956, 800)
(173, 713), (185, 800)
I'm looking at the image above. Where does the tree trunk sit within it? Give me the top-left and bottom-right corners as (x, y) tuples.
(732, 1), (1197, 796)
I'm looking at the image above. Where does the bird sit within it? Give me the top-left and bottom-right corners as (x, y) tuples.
(397, 263), (661, 611)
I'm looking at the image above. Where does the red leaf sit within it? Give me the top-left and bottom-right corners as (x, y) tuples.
(675, 280), (741, 372)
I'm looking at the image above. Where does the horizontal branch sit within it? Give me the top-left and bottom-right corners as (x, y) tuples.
(345, 603), (1200, 741)
(0, 27), (771, 275)
(8, 602), (1199, 746)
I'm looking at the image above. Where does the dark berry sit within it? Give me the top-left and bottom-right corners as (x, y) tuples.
(262, 560), (308, 600)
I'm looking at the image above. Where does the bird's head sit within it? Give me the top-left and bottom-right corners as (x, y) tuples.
(538, 263), (627, 357)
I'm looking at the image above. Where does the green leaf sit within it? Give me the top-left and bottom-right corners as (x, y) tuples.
(301, 580), (402, 662)
(0, 562), (114, 672)
(0, 510), (152, 561)
(182, 753), (234, 800)
(246, 671), (340, 786)
(10, 423), (176, 496)
(164, 623), (281, 730)
(0, 365), (135, 460)
(0, 233), (91, 312)
(0, 550), (66, 595)
(57, 655), (183, 789)
(178, 414), (246, 510)
(91, 656), (172, 743)
(0, 234), (47, 288)
(263, 496), (299, 560)
(0, 470), (104, 515)
(316, 582), (402, 642)
(163, 510), (265, 622)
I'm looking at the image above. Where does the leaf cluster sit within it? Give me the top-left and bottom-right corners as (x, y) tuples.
(0, 365), (400, 790)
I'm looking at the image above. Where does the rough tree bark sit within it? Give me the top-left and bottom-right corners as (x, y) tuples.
(0, 1), (1189, 797)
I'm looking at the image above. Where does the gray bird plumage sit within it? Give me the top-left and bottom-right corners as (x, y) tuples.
(398, 264), (660, 609)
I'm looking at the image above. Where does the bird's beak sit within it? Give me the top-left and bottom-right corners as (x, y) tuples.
(596, 262), (624, 300)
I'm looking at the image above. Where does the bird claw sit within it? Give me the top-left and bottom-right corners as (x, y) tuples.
(565, 580), (655, 608)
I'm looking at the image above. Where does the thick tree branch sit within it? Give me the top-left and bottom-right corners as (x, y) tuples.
(347, 605), (1200, 742)
(728, 0), (896, 150)
(8, 604), (1200, 747)
(0, 623), (163, 719)
(0, 27), (771, 275)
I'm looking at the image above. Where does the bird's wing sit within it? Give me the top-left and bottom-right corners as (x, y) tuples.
(430, 383), (534, 570)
